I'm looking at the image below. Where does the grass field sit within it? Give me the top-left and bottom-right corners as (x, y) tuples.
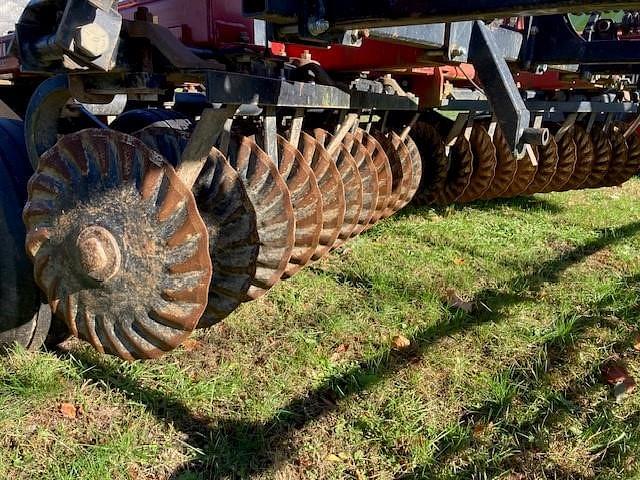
(1, 180), (640, 479)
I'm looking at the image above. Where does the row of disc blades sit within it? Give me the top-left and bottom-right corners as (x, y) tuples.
(22, 123), (422, 360)
(413, 121), (640, 205)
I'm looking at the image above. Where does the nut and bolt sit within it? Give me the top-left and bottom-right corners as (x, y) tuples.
(74, 24), (110, 58)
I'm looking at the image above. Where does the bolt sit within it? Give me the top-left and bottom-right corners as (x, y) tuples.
(307, 17), (330, 37)
(450, 46), (467, 58)
(76, 226), (121, 282)
(74, 24), (110, 59)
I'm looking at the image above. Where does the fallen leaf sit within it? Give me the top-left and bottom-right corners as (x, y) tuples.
(330, 343), (350, 361)
(446, 289), (474, 313)
(181, 338), (204, 352)
(602, 360), (637, 403)
(392, 335), (411, 350)
(633, 334), (640, 352)
(602, 361), (633, 386)
(453, 258), (466, 266)
(325, 453), (342, 463)
(59, 403), (78, 419)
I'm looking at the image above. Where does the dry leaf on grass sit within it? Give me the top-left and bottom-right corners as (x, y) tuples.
(181, 338), (205, 352)
(446, 289), (474, 313)
(601, 360), (637, 403)
(330, 343), (350, 361)
(453, 258), (466, 266)
(59, 403), (79, 419)
(392, 335), (411, 350)
(633, 334), (640, 352)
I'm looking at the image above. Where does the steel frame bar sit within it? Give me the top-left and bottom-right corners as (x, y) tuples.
(245, 0), (640, 28)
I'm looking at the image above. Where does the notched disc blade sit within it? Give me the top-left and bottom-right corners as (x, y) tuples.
(314, 129), (363, 248)
(583, 126), (612, 189)
(438, 135), (473, 204)
(542, 131), (576, 193)
(496, 129), (537, 198)
(136, 127), (260, 329)
(276, 135), (323, 278)
(24, 129), (212, 360)
(560, 126), (593, 191)
(353, 128), (392, 226)
(603, 126), (629, 187)
(299, 132), (346, 261)
(461, 124), (497, 202)
(397, 131), (422, 206)
(525, 137), (559, 194)
(411, 122), (448, 205)
(226, 135), (295, 300)
(343, 131), (379, 237)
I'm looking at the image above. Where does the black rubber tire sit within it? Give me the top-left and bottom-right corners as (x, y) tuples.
(0, 119), (54, 351)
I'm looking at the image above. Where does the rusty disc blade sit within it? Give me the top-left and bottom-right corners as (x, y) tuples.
(353, 128), (392, 226)
(542, 131), (576, 193)
(602, 126), (629, 187)
(314, 128), (363, 248)
(398, 132), (423, 205)
(525, 136), (559, 194)
(23, 129), (212, 360)
(482, 128), (517, 199)
(437, 135), (473, 204)
(411, 121), (448, 205)
(373, 132), (409, 218)
(582, 126), (612, 189)
(624, 128), (640, 181)
(135, 127), (260, 329)
(299, 132), (346, 261)
(343, 131), (379, 237)
(387, 131), (416, 211)
(604, 123), (640, 186)
(461, 124), (497, 202)
(560, 126), (593, 191)
(496, 130), (537, 198)
(276, 135), (323, 278)
(226, 135), (295, 300)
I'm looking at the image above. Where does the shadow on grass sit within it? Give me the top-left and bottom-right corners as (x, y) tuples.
(399, 273), (640, 479)
(64, 221), (640, 479)
(395, 195), (564, 221)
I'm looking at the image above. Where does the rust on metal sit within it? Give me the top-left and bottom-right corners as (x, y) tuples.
(525, 136), (559, 194)
(276, 134), (323, 278)
(411, 122), (449, 205)
(135, 126), (261, 329)
(24, 129), (212, 360)
(542, 128), (577, 193)
(560, 126), (593, 191)
(343, 131), (379, 237)
(438, 135), (473, 204)
(299, 132), (346, 261)
(583, 126), (612, 189)
(396, 131), (423, 206)
(354, 128), (393, 225)
(603, 126), (630, 186)
(226, 135), (295, 299)
(314, 128), (363, 248)
(497, 130), (537, 197)
(461, 124), (497, 202)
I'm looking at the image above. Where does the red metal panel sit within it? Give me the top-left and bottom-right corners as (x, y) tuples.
(118, 0), (254, 47)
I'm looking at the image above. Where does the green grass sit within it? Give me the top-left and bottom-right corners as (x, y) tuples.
(2, 181), (640, 479)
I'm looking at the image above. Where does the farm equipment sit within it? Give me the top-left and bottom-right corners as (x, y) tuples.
(1, 0), (640, 360)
